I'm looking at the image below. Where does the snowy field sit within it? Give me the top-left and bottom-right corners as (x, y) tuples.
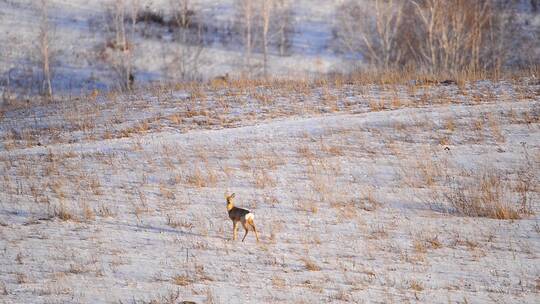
(0, 79), (539, 303)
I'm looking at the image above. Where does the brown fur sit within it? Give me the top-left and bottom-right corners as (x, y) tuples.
(226, 193), (259, 242)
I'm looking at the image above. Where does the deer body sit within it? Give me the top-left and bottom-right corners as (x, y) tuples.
(226, 193), (259, 242)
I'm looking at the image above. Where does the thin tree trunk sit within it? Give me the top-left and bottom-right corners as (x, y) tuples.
(279, 25), (285, 56)
(40, 0), (52, 98)
(262, 0), (271, 78)
(245, 0), (252, 76)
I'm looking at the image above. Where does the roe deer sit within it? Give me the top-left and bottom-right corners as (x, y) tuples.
(226, 193), (259, 242)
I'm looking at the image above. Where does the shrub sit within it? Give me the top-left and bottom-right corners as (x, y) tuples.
(443, 169), (524, 220)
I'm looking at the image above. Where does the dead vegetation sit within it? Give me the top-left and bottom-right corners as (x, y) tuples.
(431, 152), (537, 220)
(302, 257), (321, 271)
(2, 69), (538, 150)
(0, 73), (538, 303)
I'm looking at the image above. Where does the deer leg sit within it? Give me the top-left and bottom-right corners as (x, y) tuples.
(251, 222), (260, 242)
(232, 221), (239, 241)
(241, 222), (249, 242)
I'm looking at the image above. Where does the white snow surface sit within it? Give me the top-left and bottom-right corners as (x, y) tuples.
(0, 80), (539, 303)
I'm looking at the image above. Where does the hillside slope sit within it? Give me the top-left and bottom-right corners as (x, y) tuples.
(0, 81), (539, 302)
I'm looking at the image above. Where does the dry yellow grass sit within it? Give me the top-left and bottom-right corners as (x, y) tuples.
(302, 257), (321, 271)
(253, 169), (277, 189)
(172, 274), (193, 286)
(47, 201), (75, 221)
(185, 166), (218, 188)
(444, 169), (524, 220)
(410, 280), (424, 292)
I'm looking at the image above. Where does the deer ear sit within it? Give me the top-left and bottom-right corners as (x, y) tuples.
(231, 193), (236, 198)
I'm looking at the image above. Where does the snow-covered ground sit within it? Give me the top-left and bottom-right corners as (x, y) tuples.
(0, 79), (539, 303)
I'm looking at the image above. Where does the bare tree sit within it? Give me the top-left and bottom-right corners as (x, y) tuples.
(102, 0), (138, 91)
(236, 0), (254, 76)
(234, 0), (293, 77)
(166, 0), (205, 81)
(261, 0), (272, 77)
(369, 0), (404, 69)
(407, 0), (503, 73)
(274, 0), (292, 57)
(334, 0), (518, 74)
(334, 0), (404, 69)
(260, 0), (294, 75)
(129, 1), (140, 50)
(38, 0), (53, 98)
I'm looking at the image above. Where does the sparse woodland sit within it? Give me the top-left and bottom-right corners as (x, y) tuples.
(0, 0), (536, 97)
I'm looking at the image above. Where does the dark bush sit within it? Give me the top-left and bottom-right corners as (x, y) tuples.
(136, 10), (166, 26)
